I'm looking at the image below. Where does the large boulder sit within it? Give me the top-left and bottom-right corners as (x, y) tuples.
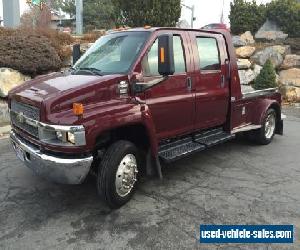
(250, 46), (287, 68)
(281, 55), (300, 69)
(279, 68), (300, 87)
(232, 31), (255, 47)
(232, 36), (246, 47)
(0, 68), (30, 98)
(237, 59), (252, 70)
(241, 84), (255, 94)
(238, 69), (256, 85)
(253, 64), (263, 77)
(235, 46), (256, 58)
(272, 45), (291, 56)
(255, 19), (288, 42)
(255, 31), (288, 43)
(280, 86), (300, 102)
(240, 31), (255, 45)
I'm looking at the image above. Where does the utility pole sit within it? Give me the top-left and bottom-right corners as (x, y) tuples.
(76, 0), (83, 35)
(3, 0), (20, 28)
(181, 3), (195, 28)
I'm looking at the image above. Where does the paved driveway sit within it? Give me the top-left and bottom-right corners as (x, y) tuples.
(0, 106), (299, 249)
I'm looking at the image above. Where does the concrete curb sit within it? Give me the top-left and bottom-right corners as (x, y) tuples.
(0, 125), (11, 138)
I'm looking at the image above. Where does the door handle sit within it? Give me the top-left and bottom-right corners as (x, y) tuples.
(221, 75), (225, 88)
(187, 77), (192, 91)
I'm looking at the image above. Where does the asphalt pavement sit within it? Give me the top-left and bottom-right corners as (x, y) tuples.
(0, 106), (299, 250)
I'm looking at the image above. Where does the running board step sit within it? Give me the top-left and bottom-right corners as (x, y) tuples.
(194, 128), (235, 147)
(158, 137), (205, 163)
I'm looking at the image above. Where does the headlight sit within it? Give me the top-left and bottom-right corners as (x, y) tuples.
(39, 124), (86, 146)
(67, 132), (75, 144)
(56, 131), (64, 141)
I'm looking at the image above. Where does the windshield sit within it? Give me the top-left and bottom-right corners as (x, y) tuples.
(73, 31), (150, 75)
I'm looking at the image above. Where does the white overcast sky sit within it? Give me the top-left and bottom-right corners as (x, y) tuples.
(1, 0), (271, 27)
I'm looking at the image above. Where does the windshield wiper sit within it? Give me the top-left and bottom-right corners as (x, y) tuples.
(74, 67), (103, 76)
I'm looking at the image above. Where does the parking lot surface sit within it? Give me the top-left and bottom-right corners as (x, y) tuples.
(0, 106), (299, 250)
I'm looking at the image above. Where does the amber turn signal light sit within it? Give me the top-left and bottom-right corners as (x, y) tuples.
(160, 47), (165, 63)
(73, 103), (84, 116)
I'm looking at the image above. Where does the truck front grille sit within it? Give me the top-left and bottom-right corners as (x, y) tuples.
(10, 100), (40, 138)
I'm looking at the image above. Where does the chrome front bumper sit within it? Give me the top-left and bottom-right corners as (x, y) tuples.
(10, 131), (93, 184)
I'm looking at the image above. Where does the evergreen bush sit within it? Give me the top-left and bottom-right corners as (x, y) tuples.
(253, 60), (277, 90)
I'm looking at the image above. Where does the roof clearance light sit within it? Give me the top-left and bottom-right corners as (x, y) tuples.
(144, 25), (152, 29)
(73, 103), (84, 116)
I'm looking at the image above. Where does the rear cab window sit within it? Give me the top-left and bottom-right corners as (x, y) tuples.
(196, 37), (221, 71)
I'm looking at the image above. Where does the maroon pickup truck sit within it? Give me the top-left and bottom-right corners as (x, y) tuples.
(8, 28), (283, 208)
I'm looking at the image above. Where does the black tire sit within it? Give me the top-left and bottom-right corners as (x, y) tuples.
(253, 108), (277, 145)
(97, 140), (139, 209)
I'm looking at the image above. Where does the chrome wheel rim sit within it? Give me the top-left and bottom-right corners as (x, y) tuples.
(115, 154), (138, 197)
(265, 113), (276, 139)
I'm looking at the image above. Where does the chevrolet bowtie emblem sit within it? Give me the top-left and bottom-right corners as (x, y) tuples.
(16, 112), (25, 124)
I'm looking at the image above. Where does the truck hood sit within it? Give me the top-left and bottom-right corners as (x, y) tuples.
(9, 71), (128, 121)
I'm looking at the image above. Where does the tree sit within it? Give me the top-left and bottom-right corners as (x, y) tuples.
(229, 0), (266, 35)
(52, 0), (117, 31)
(113, 0), (181, 27)
(266, 0), (300, 37)
(20, 5), (51, 29)
(253, 60), (277, 90)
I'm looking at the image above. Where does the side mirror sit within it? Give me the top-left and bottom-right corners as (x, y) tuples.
(73, 44), (81, 65)
(158, 34), (175, 76)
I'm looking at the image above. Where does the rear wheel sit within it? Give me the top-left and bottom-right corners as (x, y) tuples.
(97, 140), (139, 209)
(253, 108), (277, 145)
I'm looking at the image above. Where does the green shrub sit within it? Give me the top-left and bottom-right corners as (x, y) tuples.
(229, 0), (266, 35)
(33, 28), (74, 62)
(253, 60), (277, 90)
(266, 0), (300, 38)
(0, 33), (62, 76)
(229, 0), (300, 37)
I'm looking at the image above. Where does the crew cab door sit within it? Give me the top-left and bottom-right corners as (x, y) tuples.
(140, 31), (194, 140)
(189, 32), (230, 130)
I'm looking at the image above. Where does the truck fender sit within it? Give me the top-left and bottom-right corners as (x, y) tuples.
(258, 101), (281, 125)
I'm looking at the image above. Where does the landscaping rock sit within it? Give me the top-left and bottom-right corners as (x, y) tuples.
(272, 45), (291, 56)
(232, 36), (246, 47)
(280, 86), (300, 102)
(232, 31), (255, 47)
(236, 46), (256, 58)
(253, 64), (263, 77)
(279, 68), (300, 87)
(0, 68), (30, 98)
(255, 19), (288, 42)
(238, 69), (256, 85)
(240, 31), (255, 45)
(281, 55), (300, 69)
(241, 84), (255, 94)
(237, 59), (252, 69)
(255, 31), (288, 43)
(251, 46), (284, 68)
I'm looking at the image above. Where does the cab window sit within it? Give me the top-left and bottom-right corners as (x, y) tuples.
(142, 35), (186, 76)
(196, 37), (220, 71)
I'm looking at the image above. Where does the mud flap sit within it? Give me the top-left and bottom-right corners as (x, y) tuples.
(146, 149), (163, 179)
(276, 119), (283, 135)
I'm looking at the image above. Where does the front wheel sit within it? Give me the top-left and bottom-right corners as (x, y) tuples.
(253, 108), (277, 145)
(97, 140), (139, 209)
